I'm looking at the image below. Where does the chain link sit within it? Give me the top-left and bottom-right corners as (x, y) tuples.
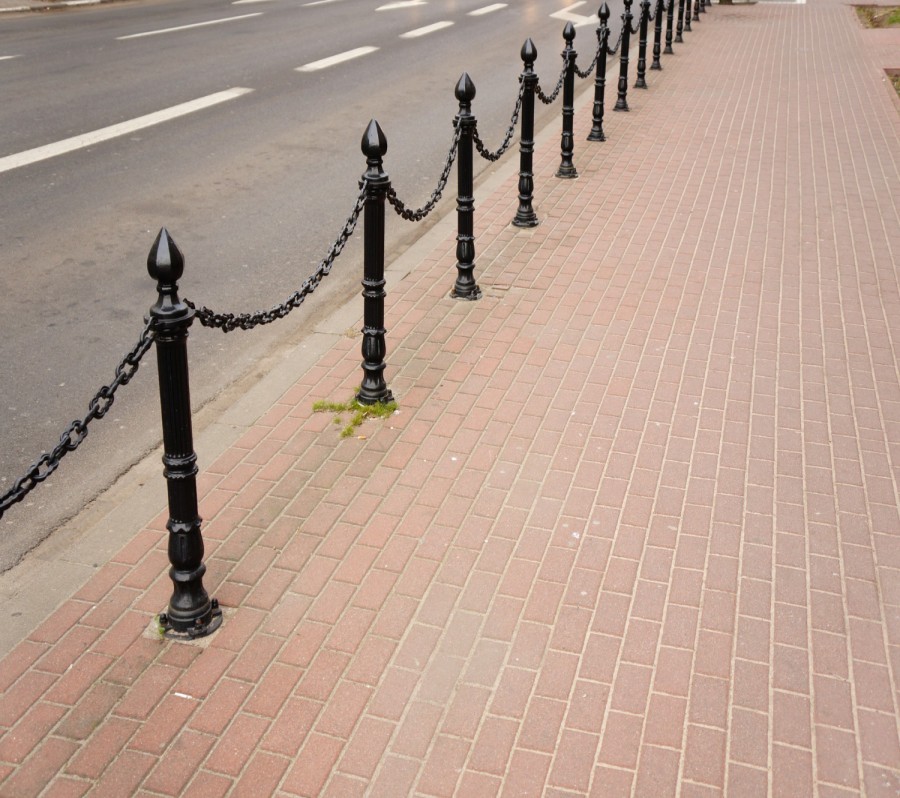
(187, 186), (366, 332)
(387, 126), (462, 221)
(608, 29), (623, 55)
(574, 44), (601, 79)
(535, 53), (569, 105)
(473, 80), (525, 162)
(0, 321), (155, 520)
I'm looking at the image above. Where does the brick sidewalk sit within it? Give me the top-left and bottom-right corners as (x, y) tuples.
(2, 2), (900, 796)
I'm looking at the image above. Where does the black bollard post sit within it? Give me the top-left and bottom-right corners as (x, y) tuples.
(699, 0), (707, 14)
(651, 0), (665, 69)
(676, 0), (686, 41)
(634, 0), (651, 89)
(452, 74), (482, 300)
(587, 4), (612, 142)
(556, 22), (578, 179)
(147, 229), (221, 640)
(513, 39), (539, 228)
(614, 0), (634, 111)
(665, 0), (676, 54)
(357, 120), (394, 405)
(685, 0), (693, 32)
(692, 0), (699, 23)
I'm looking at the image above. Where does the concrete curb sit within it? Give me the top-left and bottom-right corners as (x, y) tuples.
(0, 0), (116, 13)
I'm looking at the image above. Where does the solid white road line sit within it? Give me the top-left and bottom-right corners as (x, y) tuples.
(400, 20), (453, 38)
(296, 46), (379, 72)
(0, 88), (253, 175)
(469, 3), (507, 15)
(117, 13), (263, 40)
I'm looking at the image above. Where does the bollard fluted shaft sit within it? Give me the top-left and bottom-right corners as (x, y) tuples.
(651, 0), (665, 69)
(634, 0), (651, 88)
(147, 229), (221, 640)
(665, 0), (676, 54)
(513, 39), (540, 228)
(452, 74), (482, 299)
(614, 0), (634, 111)
(556, 22), (578, 179)
(587, 4), (612, 142)
(358, 120), (394, 405)
(692, 0), (699, 23)
(685, 0), (693, 31)
(676, 0), (686, 41)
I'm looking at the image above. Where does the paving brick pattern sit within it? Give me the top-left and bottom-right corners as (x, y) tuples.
(2, 1), (899, 795)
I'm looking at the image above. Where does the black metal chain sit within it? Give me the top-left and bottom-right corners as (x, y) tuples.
(535, 53), (569, 105)
(473, 81), (525, 162)
(0, 321), (155, 520)
(606, 30), (625, 55)
(187, 186), (366, 332)
(574, 44), (601, 79)
(608, 29), (623, 55)
(387, 126), (462, 221)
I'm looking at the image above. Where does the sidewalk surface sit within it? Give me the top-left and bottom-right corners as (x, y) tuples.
(0, 0), (110, 13)
(2, 1), (900, 795)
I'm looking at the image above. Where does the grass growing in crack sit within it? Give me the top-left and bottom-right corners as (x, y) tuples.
(313, 397), (398, 438)
(855, 5), (900, 27)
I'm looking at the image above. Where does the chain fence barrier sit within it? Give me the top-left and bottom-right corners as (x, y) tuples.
(2, 4), (710, 637)
(0, 321), (155, 520)
(0, 12), (674, 519)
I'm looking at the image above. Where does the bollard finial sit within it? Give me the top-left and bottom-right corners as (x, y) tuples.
(455, 72), (476, 104)
(361, 119), (388, 162)
(563, 20), (576, 42)
(599, 2), (610, 22)
(147, 228), (184, 285)
(521, 37), (537, 65)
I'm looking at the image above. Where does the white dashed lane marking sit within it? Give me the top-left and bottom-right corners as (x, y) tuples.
(296, 46), (380, 72)
(469, 3), (507, 15)
(400, 21), (454, 38)
(377, 0), (426, 9)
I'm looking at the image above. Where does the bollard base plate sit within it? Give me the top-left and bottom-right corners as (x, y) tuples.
(451, 286), (483, 301)
(512, 214), (540, 229)
(158, 599), (223, 642)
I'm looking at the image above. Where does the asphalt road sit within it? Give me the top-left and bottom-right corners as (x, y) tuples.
(0, 0), (627, 570)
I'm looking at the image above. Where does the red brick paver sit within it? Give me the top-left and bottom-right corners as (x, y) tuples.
(2, 0), (900, 795)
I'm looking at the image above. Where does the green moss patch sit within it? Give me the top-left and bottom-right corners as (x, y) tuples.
(855, 5), (900, 27)
(313, 397), (398, 438)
